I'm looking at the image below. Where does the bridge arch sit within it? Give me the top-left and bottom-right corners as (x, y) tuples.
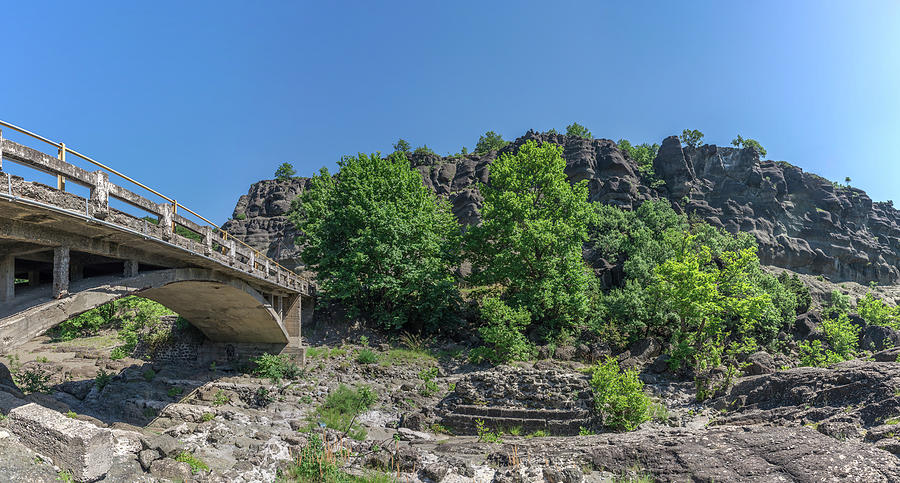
(0, 268), (289, 353)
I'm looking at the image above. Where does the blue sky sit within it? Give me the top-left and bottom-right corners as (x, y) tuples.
(1, 1), (899, 224)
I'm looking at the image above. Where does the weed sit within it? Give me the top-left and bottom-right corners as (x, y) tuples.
(281, 434), (393, 482)
(418, 367), (439, 396)
(143, 407), (157, 419)
(399, 331), (427, 351)
(65, 411), (77, 419)
(526, 429), (550, 438)
(168, 386), (184, 398)
(379, 349), (436, 367)
(36, 356), (49, 363)
(93, 369), (112, 390)
(430, 423), (452, 435)
(301, 395), (313, 404)
(16, 367), (51, 394)
(5, 354), (20, 374)
(142, 368), (156, 382)
(359, 335), (369, 347)
(475, 418), (503, 443)
(308, 385), (377, 440)
(56, 470), (74, 482)
(507, 425), (522, 436)
(579, 426), (595, 436)
(208, 390), (228, 406)
(356, 349), (378, 365)
(175, 451), (209, 474)
(201, 412), (215, 422)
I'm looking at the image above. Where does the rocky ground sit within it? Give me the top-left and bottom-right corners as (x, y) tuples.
(0, 316), (900, 482)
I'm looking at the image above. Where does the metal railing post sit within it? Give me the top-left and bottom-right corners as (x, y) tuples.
(57, 142), (66, 191)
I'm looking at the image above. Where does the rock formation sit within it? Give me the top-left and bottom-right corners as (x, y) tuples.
(224, 131), (900, 283)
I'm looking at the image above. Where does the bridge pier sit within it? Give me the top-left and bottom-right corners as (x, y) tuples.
(124, 260), (139, 278)
(53, 246), (69, 298)
(0, 255), (13, 303)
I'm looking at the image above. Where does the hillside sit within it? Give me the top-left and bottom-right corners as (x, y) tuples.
(224, 131), (900, 284)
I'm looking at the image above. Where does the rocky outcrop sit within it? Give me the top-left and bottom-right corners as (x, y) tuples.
(221, 178), (311, 270)
(225, 131), (900, 283)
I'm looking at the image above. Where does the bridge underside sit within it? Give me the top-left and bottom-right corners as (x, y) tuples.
(0, 167), (313, 353)
(0, 268), (313, 353)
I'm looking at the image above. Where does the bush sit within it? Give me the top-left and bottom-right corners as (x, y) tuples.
(778, 272), (811, 314)
(418, 367), (439, 396)
(275, 162), (296, 180)
(589, 357), (650, 431)
(474, 130), (508, 154)
(310, 385), (377, 440)
(799, 313), (860, 367)
(15, 367), (51, 394)
(252, 353), (300, 383)
(470, 297), (534, 364)
(566, 122), (592, 139)
(617, 139), (661, 184)
(290, 153), (461, 333)
(94, 369), (111, 390)
(281, 435), (392, 483)
(824, 290), (851, 319)
(857, 293), (900, 329)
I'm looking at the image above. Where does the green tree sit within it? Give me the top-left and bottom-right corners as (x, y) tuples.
(393, 138), (411, 153)
(274, 162), (297, 181)
(681, 129), (704, 149)
(466, 141), (594, 338)
(845, 176), (852, 186)
(289, 152), (460, 332)
(474, 131), (508, 154)
(566, 122), (592, 139)
(731, 135), (767, 157)
(617, 139), (661, 182)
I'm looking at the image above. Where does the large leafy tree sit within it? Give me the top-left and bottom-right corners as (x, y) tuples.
(466, 140), (594, 338)
(474, 131), (508, 154)
(289, 152), (460, 332)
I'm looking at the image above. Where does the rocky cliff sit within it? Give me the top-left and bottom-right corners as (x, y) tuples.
(223, 131), (900, 283)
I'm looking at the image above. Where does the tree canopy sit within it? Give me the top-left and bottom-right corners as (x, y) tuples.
(466, 140), (594, 338)
(566, 122), (592, 139)
(289, 152), (460, 332)
(275, 162), (296, 180)
(474, 131), (508, 154)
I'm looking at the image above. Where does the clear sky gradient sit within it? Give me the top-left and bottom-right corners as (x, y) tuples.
(1, 1), (898, 224)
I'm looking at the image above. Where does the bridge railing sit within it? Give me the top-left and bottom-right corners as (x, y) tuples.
(0, 119), (308, 293)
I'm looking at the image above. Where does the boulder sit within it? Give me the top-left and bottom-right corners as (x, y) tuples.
(7, 402), (113, 481)
(149, 458), (193, 480)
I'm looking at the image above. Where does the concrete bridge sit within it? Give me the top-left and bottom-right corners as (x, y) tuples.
(0, 121), (314, 353)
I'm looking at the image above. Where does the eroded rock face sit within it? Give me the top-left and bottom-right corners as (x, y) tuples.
(225, 131), (900, 283)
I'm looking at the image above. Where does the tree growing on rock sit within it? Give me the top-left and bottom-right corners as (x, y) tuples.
(731, 135), (767, 157)
(274, 162), (297, 180)
(289, 152), (461, 332)
(681, 129), (704, 149)
(474, 131), (508, 154)
(393, 138), (411, 154)
(466, 140), (594, 341)
(566, 122), (592, 139)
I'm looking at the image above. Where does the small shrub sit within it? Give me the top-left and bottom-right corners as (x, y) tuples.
(355, 349), (378, 365)
(57, 470), (74, 483)
(590, 357), (651, 431)
(65, 411), (77, 419)
(167, 386), (184, 398)
(94, 369), (111, 390)
(280, 434), (391, 482)
(175, 451), (209, 474)
(310, 384), (377, 440)
(252, 353), (300, 383)
(578, 426), (594, 436)
(201, 412), (215, 422)
(430, 423), (452, 435)
(142, 368), (156, 382)
(475, 418), (503, 443)
(527, 429), (549, 438)
(16, 367), (51, 394)
(418, 367), (439, 396)
(143, 407), (157, 419)
(399, 332), (426, 352)
(474, 131), (508, 154)
(213, 389), (230, 406)
(110, 347), (129, 360)
(235, 213), (247, 220)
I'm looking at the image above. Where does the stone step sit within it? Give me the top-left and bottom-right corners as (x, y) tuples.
(441, 413), (591, 436)
(451, 404), (591, 420)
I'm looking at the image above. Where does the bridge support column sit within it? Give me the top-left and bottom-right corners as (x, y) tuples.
(202, 227), (213, 256)
(158, 203), (174, 241)
(88, 170), (110, 219)
(27, 270), (39, 287)
(0, 255), (14, 303)
(124, 260), (139, 278)
(283, 294), (302, 351)
(53, 246), (70, 299)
